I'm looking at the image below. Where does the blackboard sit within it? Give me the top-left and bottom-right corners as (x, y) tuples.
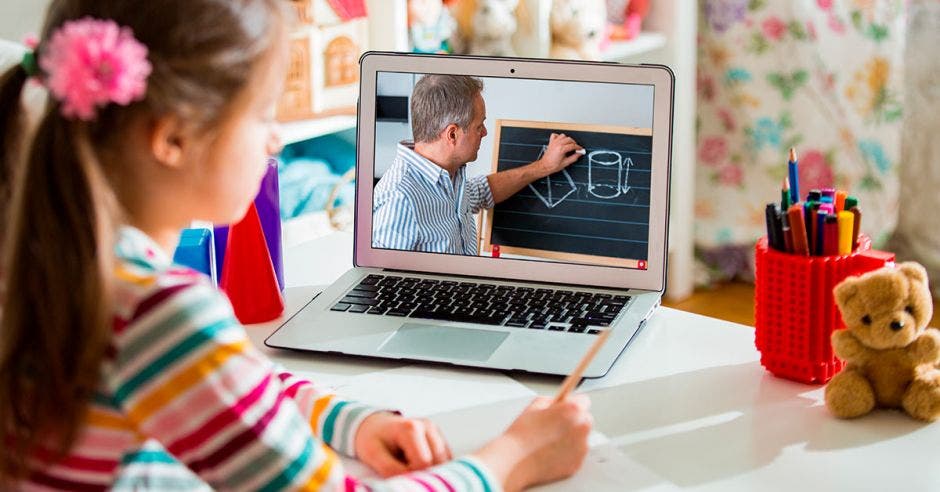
(482, 120), (653, 267)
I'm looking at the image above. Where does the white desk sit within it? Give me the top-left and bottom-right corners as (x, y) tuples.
(250, 232), (940, 491)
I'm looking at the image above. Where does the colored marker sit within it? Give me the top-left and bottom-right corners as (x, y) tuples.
(765, 203), (783, 251)
(782, 213), (793, 253)
(835, 190), (847, 213)
(816, 209), (828, 255)
(849, 206), (862, 250)
(788, 148), (800, 205)
(821, 187), (835, 203)
(807, 201), (821, 255)
(837, 211), (854, 255)
(787, 204), (810, 256)
(807, 189), (821, 202)
(823, 214), (839, 256)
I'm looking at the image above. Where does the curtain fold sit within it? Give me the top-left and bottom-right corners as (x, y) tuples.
(694, 0), (905, 283)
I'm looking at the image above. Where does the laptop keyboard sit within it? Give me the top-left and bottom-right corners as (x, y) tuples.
(330, 274), (630, 335)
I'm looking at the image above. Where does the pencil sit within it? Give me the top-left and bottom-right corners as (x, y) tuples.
(554, 329), (612, 403)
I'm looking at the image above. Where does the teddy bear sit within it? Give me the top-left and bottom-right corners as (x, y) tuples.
(449, 0), (520, 56)
(550, 0), (608, 60)
(825, 262), (940, 421)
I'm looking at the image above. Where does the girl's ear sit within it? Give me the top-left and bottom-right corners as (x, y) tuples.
(149, 114), (188, 168)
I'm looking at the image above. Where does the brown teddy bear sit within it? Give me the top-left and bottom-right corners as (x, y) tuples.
(825, 262), (940, 421)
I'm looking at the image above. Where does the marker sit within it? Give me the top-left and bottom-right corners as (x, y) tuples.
(823, 214), (839, 256)
(821, 187), (835, 204)
(837, 211), (854, 255)
(782, 213), (793, 253)
(835, 190), (847, 213)
(765, 203), (783, 251)
(788, 148), (800, 205)
(555, 329), (611, 403)
(816, 209), (827, 255)
(807, 189), (821, 202)
(787, 204), (810, 256)
(849, 206), (862, 251)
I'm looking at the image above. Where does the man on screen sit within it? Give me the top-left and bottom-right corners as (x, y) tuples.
(373, 74), (583, 254)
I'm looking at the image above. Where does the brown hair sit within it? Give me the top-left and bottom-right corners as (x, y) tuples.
(0, 0), (286, 479)
(411, 74), (483, 143)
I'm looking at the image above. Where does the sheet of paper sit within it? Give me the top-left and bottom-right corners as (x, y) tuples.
(305, 364), (538, 417)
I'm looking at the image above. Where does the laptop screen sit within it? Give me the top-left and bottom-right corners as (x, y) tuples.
(370, 71), (655, 272)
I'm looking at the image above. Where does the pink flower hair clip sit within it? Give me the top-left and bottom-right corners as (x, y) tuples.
(37, 17), (152, 121)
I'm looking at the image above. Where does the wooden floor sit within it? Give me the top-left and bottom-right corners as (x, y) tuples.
(662, 281), (940, 329)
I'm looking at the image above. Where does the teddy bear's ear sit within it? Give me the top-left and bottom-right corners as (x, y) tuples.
(898, 262), (928, 285)
(833, 277), (860, 309)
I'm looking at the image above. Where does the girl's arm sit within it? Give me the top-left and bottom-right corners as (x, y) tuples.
(108, 277), (497, 491)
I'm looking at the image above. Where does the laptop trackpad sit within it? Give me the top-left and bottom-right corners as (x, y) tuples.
(379, 323), (508, 362)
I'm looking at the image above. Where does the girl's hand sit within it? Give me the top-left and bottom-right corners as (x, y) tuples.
(354, 412), (452, 477)
(472, 395), (593, 492)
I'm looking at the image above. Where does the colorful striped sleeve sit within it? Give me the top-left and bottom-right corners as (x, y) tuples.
(465, 176), (495, 213)
(108, 276), (498, 491)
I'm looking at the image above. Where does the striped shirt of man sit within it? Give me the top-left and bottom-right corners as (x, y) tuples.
(372, 142), (495, 255)
(19, 226), (498, 491)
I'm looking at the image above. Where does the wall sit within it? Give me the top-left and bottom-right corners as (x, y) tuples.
(373, 71), (655, 178)
(0, 0), (50, 42)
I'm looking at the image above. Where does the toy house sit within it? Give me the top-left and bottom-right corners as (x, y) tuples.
(277, 0), (368, 121)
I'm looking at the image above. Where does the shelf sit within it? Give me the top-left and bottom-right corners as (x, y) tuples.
(600, 32), (667, 62)
(279, 115), (357, 146)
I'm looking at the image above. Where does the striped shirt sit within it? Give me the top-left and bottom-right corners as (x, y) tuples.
(373, 142), (495, 255)
(20, 226), (498, 491)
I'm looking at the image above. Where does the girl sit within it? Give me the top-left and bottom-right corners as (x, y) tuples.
(0, 0), (592, 490)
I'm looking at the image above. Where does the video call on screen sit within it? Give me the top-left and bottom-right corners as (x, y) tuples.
(371, 72), (654, 271)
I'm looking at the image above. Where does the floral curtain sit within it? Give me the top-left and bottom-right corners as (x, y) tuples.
(694, 0), (905, 282)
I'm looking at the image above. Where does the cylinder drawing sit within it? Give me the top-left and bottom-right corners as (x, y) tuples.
(588, 151), (622, 199)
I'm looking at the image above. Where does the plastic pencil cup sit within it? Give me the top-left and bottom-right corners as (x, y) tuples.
(753, 236), (895, 384)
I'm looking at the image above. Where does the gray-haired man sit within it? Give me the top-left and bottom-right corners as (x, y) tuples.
(372, 74), (583, 255)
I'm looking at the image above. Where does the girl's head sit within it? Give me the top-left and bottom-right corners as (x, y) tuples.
(0, 0), (287, 478)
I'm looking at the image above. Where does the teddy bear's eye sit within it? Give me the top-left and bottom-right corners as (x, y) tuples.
(861, 315), (872, 325)
(905, 305), (915, 315)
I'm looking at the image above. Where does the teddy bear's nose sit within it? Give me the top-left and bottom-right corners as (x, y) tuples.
(890, 320), (905, 331)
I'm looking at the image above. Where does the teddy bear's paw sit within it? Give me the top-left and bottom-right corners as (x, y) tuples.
(825, 370), (876, 419)
(902, 374), (940, 422)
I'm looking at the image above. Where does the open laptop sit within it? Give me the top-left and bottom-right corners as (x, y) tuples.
(266, 52), (673, 378)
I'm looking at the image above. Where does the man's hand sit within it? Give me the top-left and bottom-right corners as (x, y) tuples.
(354, 412), (452, 477)
(487, 133), (585, 204)
(535, 133), (584, 176)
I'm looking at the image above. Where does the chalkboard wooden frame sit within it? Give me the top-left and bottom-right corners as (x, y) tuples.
(481, 119), (653, 267)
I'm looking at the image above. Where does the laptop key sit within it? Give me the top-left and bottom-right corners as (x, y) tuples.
(341, 296), (379, 306)
(367, 306), (388, 315)
(331, 303), (351, 312)
(348, 304), (369, 313)
(347, 289), (378, 299)
(386, 309), (410, 317)
(587, 329), (602, 335)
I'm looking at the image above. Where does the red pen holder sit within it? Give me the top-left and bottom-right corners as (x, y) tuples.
(754, 236), (894, 384)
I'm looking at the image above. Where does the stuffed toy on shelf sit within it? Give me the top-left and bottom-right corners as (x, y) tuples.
(825, 262), (940, 422)
(408, 0), (456, 53)
(549, 0), (608, 60)
(451, 0), (520, 56)
(607, 0), (649, 41)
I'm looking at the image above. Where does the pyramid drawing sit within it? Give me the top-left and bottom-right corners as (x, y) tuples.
(528, 145), (577, 209)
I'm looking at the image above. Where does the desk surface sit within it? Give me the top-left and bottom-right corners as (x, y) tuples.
(256, 232), (940, 491)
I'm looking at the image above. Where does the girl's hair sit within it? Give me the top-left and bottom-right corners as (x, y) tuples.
(0, 0), (285, 478)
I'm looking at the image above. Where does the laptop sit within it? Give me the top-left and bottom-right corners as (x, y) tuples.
(266, 52), (673, 378)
